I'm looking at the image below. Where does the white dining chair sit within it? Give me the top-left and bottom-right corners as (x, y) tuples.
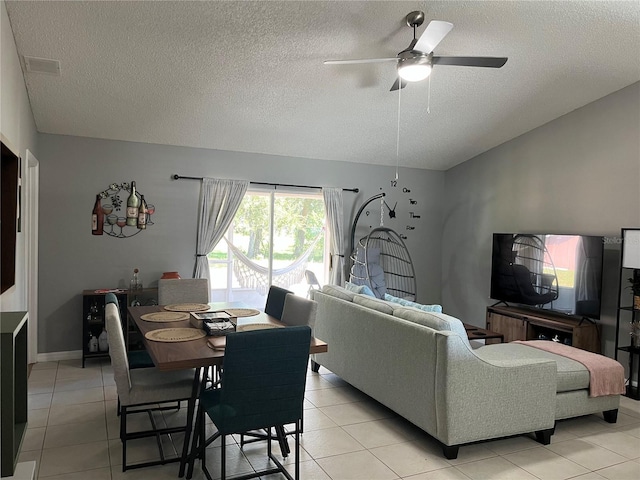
(105, 293), (197, 472)
(158, 278), (210, 304)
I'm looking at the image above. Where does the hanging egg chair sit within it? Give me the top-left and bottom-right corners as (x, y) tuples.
(350, 227), (417, 301)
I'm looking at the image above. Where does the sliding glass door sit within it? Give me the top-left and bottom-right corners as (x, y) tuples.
(208, 189), (326, 308)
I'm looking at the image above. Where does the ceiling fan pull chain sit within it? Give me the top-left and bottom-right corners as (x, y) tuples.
(380, 197), (384, 227)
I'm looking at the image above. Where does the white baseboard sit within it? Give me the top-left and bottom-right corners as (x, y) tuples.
(36, 350), (82, 363)
(6, 461), (36, 479)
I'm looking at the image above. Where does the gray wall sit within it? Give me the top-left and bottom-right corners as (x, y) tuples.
(441, 82), (640, 357)
(37, 135), (444, 353)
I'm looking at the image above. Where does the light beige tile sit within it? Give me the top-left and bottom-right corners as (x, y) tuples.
(21, 427), (46, 451)
(300, 407), (338, 431)
(316, 450), (398, 480)
(304, 374), (334, 391)
(31, 361), (58, 370)
(596, 460), (640, 480)
(104, 385), (117, 401)
(54, 375), (103, 392)
(38, 466), (111, 479)
(556, 416), (610, 437)
(445, 443), (498, 466)
(39, 440), (110, 477)
(484, 434), (540, 456)
(48, 401), (105, 426)
(56, 363), (102, 380)
(455, 455), (539, 480)
(111, 462), (205, 479)
(505, 446), (590, 479)
(402, 466), (472, 480)
(370, 441), (451, 477)
(300, 426), (365, 458)
(320, 400), (393, 426)
(199, 443), (255, 479)
(305, 385), (366, 407)
(582, 430), (640, 459)
(343, 418), (413, 449)
(594, 411), (640, 429)
(619, 396), (640, 418)
(546, 438), (628, 471)
(44, 420), (107, 449)
(28, 380), (55, 395)
(51, 386), (105, 406)
(108, 435), (178, 466)
(29, 369), (57, 384)
(28, 393), (52, 410)
(568, 473), (607, 479)
(28, 408), (49, 428)
(615, 422), (640, 439)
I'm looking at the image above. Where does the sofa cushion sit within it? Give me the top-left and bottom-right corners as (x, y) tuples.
(321, 284), (356, 302)
(474, 343), (590, 392)
(384, 293), (443, 313)
(393, 307), (470, 347)
(352, 294), (395, 315)
(345, 281), (376, 297)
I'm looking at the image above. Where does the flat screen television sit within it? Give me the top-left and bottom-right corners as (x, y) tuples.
(490, 233), (604, 320)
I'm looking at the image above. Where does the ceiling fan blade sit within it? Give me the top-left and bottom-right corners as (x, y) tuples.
(432, 56), (508, 68)
(414, 20), (453, 53)
(324, 58), (397, 65)
(390, 77), (407, 91)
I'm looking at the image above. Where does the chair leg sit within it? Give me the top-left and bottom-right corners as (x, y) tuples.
(120, 405), (127, 471)
(295, 419), (300, 479)
(220, 434), (226, 480)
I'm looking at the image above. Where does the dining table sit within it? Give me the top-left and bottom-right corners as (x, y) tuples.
(126, 301), (328, 478)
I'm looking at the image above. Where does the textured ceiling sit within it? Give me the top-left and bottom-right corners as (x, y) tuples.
(5, 0), (640, 170)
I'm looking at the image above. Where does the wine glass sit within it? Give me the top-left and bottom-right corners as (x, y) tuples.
(146, 204), (155, 225)
(102, 204), (113, 215)
(116, 217), (127, 238)
(106, 214), (118, 235)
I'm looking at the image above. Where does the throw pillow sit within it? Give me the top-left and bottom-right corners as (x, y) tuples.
(345, 281), (376, 297)
(384, 293), (442, 313)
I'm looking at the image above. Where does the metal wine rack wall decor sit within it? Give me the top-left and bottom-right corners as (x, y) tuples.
(91, 181), (155, 238)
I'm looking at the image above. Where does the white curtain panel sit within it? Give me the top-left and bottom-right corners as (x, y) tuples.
(322, 187), (345, 286)
(193, 178), (248, 284)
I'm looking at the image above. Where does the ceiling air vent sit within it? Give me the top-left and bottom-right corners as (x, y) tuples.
(23, 56), (61, 75)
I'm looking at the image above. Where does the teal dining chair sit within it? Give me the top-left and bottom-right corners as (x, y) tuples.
(188, 325), (311, 480)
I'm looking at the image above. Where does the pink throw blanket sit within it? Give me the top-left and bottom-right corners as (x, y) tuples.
(514, 340), (625, 397)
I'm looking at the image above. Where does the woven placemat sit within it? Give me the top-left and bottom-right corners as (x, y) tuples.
(164, 303), (210, 312)
(145, 328), (207, 342)
(223, 308), (260, 317)
(140, 312), (191, 323)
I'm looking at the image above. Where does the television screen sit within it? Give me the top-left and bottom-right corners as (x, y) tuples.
(490, 233), (604, 319)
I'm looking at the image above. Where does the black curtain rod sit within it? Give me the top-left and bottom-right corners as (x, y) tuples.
(172, 174), (359, 193)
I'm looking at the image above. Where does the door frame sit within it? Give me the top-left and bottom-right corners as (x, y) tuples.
(26, 149), (39, 364)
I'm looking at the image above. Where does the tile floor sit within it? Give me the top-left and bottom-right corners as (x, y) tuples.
(21, 359), (640, 480)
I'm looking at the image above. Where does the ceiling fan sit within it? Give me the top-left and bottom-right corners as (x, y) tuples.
(324, 11), (508, 91)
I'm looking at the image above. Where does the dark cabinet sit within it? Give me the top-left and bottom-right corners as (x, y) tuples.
(82, 288), (157, 367)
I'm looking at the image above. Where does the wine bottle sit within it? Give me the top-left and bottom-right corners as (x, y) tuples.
(92, 195), (104, 235)
(137, 194), (147, 229)
(126, 181), (139, 226)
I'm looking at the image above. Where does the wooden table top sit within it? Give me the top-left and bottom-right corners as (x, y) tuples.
(128, 303), (328, 371)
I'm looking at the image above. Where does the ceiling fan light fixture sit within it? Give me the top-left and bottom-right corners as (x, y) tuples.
(397, 53), (432, 82)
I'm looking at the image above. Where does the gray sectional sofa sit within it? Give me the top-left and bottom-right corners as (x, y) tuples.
(310, 285), (621, 459)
